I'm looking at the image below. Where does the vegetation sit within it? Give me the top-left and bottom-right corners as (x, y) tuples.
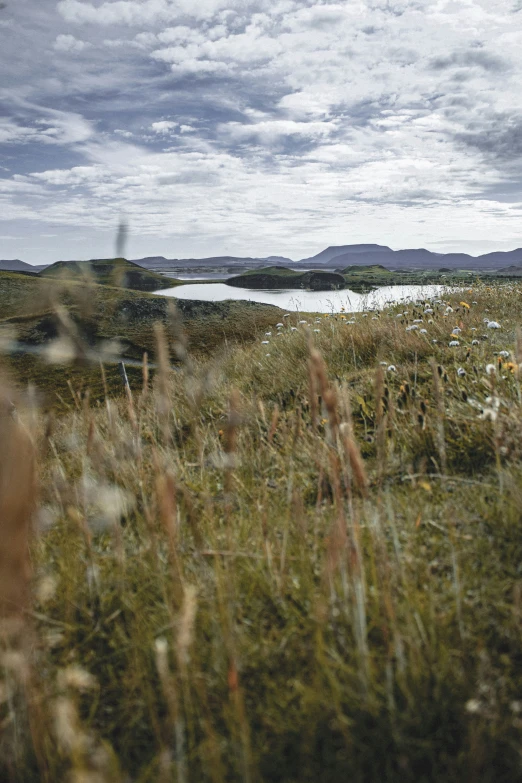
(40, 257), (181, 292)
(227, 268), (346, 290)
(0, 270), (280, 407)
(1, 280), (522, 781)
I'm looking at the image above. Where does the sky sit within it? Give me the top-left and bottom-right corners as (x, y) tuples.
(2, 0), (522, 264)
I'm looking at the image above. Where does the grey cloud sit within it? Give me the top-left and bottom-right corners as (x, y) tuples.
(2, 0), (522, 264)
(429, 49), (509, 73)
(456, 116), (522, 161)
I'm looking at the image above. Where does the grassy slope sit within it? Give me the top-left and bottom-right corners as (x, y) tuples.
(0, 270), (282, 408)
(40, 257), (181, 292)
(1, 282), (522, 780)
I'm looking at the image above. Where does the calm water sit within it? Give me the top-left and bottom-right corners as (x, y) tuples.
(156, 283), (448, 313)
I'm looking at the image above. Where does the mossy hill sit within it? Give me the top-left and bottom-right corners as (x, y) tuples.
(40, 257), (181, 292)
(227, 266), (346, 290)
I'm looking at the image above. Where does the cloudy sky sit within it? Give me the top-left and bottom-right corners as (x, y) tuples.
(2, 0), (522, 263)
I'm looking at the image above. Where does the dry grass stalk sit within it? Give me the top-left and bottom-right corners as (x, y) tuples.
(153, 323), (172, 439)
(141, 351), (149, 401)
(430, 358), (447, 475)
(339, 423), (369, 499)
(224, 388), (241, 495)
(155, 637), (187, 783)
(0, 390), (35, 632)
(267, 403), (279, 444)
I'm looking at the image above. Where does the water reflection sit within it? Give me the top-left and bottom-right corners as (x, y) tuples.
(156, 283), (448, 313)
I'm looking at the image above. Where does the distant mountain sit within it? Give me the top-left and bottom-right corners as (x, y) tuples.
(0, 259), (39, 273)
(299, 245), (392, 266)
(296, 245), (522, 271)
(132, 256), (264, 270)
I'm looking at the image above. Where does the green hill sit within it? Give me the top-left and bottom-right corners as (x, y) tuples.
(228, 267), (345, 290)
(40, 257), (181, 292)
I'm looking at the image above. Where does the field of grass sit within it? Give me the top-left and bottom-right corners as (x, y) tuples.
(1, 281), (522, 781)
(0, 271), (281, 408)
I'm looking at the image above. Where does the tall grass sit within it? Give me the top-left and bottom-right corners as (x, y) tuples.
(1, 283), (522, 781)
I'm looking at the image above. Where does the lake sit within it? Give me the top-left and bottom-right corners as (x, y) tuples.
(155, 283), (448, 313)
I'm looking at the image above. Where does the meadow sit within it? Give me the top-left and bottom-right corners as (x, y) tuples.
(0, 278), (521, 782)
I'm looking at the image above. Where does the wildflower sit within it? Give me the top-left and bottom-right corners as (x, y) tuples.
(485, 364), (496, 375)
(445, 306), (454, 313)
(460, 301), (471, 309)
(432, 339), (438, 344)
(261, 340), (269, 345)
(276, 323), (284, 328)
(265, 332), (272, 336)
(486, 320), (501, 329)
(465, 699), (481, 714)
(452, 327), (461, 334)
(340, 315), (346, 320)
(504, 361), (516, 373)
(61, 666), (97, 692)
(387, 365), (397, 372)
(420, 329), (427, 334)
(379, 361), (388, 366)
(283, 313), (290, 318)
(424, 308), (434, 314)
(472, 339), (479, 345)
(413, 319), (423, 324)
(457, 368), (466, 377)
(313, 329), (320, 333)
(265, 353), (271, 357)
(290, 327), (297, 331)
(406, 325), (418, 331)
(479, 407), (498, 422)
(299, 320), (307, 324)
(498, 350), (510, 358)
(449, 340), (459, 347)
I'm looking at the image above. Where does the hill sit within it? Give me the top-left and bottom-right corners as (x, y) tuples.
(227, 268), (346, 290)
(40, 257), (180, 292)
(0, 259), (40, 273)
(0, 270), (283, 406)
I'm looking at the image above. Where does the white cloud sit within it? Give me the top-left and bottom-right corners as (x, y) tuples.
(151, 120), (178, 134)
(3, 0), (522, 261)
(53, 34), (91, 52)
(221, 119), (338, 144)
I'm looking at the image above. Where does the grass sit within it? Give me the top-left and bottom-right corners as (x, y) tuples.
(1, 281), (522, 781)
(0, 271), (281, 407)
